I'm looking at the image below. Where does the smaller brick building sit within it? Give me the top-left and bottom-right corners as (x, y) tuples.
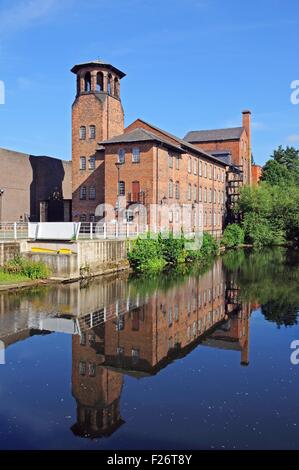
(252, 164), (262, 185)
(0, 147), (72, 222)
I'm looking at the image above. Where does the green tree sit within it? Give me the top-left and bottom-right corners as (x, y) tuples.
(262, 145), (299, 185)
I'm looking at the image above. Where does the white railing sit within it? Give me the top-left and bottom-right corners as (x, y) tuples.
(78, 222), (148, 240)
(0, 221), (206, 241)
(0, 222), (29, 240)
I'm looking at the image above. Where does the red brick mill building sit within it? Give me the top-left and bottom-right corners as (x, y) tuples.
(71, 60), (255, 234)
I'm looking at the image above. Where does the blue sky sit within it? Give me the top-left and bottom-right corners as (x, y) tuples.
(0, 0), (298, 165)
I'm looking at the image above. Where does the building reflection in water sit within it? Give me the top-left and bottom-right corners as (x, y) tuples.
(70, 259), (252, 439)
(0, 258), (253, 440)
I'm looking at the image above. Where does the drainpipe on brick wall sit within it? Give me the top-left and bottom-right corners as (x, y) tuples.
(155, 145), (159, 233)
(0, 189), (4, 223)
(212, 169), (215, 236)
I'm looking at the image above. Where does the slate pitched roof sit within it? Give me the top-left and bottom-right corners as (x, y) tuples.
(100, 128), (184, 152)
(184, 127), (244, 143)
(122, 119), (228, 166)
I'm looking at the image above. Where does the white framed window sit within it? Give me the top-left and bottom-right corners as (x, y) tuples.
(132, 147), (140, 163)
(80, 156), (86, 170)
(199, 186), (202, 202)
(118, 149), (125, 164)
(193, 185), (197, 201)
(88, 363), (96, 377)
(79, 361), (86, 375)
(89, 156), (95, 170)
(193, 159), (197, 175)
(176, 156), (180, 170)
(79, 126), (86, 140)
(188, 183), (192, 200)
(89, 125), (96, 139)
(168, 151), (173, 168)
(80, 186), (87, 200)
(188, 157), (192, 173)
(204, 163), (207, 178)
(89, 186), (96, 200)
(199, 160), (202, 176)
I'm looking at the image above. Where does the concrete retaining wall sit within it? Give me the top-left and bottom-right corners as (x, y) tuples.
(21, 239), (131, 280)
(0, 242), (22, 265)
(25, 252), (79, 279)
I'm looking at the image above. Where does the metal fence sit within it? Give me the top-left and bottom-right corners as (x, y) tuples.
(0, 222), (148, 241)
(0, 222), (208, 241)
(0, 222), (29, 240)
(78, 222), (148, 240)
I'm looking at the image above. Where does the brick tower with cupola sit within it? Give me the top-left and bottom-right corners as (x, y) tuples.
(71, 60), (126, 222)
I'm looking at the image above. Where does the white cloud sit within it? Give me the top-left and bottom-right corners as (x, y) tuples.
(0, 0), (71, 37)
(287, 134), (299, 143)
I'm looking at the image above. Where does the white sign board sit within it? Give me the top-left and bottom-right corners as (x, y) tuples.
(28, 222), (80, 241)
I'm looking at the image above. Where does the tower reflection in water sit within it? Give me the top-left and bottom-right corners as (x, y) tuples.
(70, 258), (252, 439)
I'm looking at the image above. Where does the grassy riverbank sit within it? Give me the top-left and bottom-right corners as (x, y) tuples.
(0, 257), (51, 284)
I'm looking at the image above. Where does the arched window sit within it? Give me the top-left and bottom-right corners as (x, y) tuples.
(80, 126), (86, 140)
(80, 156), (86, 170)
(89, 186), (96, 200)
(89, 125), (96, 139)
(107, 74), (112, 95)
(114, 77), (119, 98)
(96, 72), (103, 92)
(84, 72), (91, 92)
(80, 187), (87, 200)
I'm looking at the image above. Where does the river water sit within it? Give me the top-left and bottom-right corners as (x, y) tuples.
(0, 248), (298, 450)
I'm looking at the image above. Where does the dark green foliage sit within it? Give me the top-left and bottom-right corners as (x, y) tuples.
(128, 232), (218, 273)
(235, 145), (299, 247)
(223, 248), (299, 328)
(221, 224), (245, 248)
(262, 145), (299, 185)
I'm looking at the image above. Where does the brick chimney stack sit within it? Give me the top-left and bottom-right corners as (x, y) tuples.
(242, 110), (252, 185)
(242, 110), (251, 144)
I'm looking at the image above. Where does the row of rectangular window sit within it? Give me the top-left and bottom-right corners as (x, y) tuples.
(168, 180), (225, 203)
(167, 208), (223, 226)
(169, 151), (225, 182)
(79, 186), (96, 200)
(79, 213), (95, 222)
(80, 156), (96, 170)
(118, 147), (140, 164)
(79, 125), (96, 140)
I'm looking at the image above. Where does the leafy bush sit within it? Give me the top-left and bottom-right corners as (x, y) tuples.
(127, 235), (163, 272)
(128, 232), (219, 273)
(159, 233), (186, 265)
(221, 224), (245, 248)
(200, 232), (219, 257)
(3, 256), (51, 280)
(242, 213), (285, 247)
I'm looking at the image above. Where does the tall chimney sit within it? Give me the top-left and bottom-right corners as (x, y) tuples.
(242, 110), (252, 185)
(242, 110), (251, 143)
